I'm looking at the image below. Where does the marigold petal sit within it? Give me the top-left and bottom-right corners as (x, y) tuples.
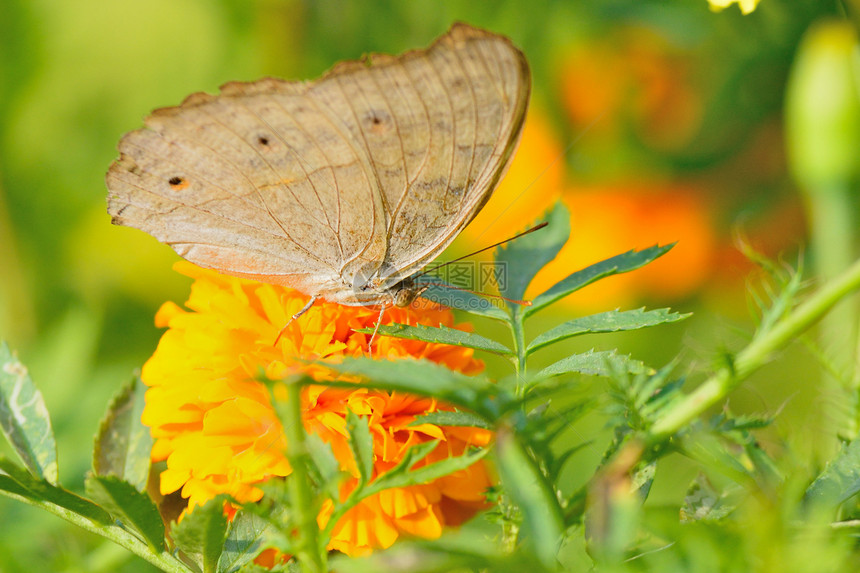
(142, 263), (491, 557)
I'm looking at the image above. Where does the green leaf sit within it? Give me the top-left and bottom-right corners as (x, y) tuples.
(93, 376), (153, 491)
(362, 323), (513, 355)
(346, 411), (374, 486)
(493, 426), (563, 568)
(366, 444), (486, 496)
(495, 202), (570, 304)
(533, 350), (654, 381)
(330, 531), (540, 573)
(411, 410), (491, 430)
(322, 358), (500, 417)
(0, 456), (112, 524)
(526, 245), (674, 317)
(0, 341), (58, 483)
(171, 495), (230, 573)
(84, 474), (164, 551)
(305, 431), (344, 500)
(418, 281), (510, 321)
(527, 308), (690, 354)
(217, 511), (272, 573)
(806, 438), (860, 506)
(680, 473), (734, 523)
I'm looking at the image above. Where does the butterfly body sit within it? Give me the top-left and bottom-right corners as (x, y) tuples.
(106, 23), (530, 306)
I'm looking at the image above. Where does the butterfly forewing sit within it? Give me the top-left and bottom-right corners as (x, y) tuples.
(106, 23), (530, 304)
(313, 24), (530, 286)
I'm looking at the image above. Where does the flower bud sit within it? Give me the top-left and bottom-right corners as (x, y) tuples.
(786, 20), (860, 190)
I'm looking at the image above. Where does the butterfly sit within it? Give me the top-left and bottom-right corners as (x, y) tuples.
(106, 23), (530, 317)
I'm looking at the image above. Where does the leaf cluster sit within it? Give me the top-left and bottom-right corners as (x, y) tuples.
(5, 202), (860, 572)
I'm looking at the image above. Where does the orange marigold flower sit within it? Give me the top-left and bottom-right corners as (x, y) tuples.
(141, 261), (492, 557)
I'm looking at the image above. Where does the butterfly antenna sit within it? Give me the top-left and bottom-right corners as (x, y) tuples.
(471, 111), (605, 244)
(419, 281), (532, 306)
(416, 221), (548, 279)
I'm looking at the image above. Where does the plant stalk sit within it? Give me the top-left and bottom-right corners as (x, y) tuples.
(649, 255), (860, 442)
(0, 489), (189, 572)
(284, 381), (327, 573)
(510, 307), (528, 393)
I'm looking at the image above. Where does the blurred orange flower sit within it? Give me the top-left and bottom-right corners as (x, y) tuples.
(528, 184), (717, 309)
(559, 27), (703, 152)
(458, 109), (562, 248)
(141, 261), (491, 557)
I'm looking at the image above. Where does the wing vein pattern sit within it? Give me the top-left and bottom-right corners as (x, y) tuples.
(106, 23), (529, 304)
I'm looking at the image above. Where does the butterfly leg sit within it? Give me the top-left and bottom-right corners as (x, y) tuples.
(367, 304), (389, 354)
(274, 295), (318, 346)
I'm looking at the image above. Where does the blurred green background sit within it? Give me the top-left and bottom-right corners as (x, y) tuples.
(0, 0), (848, 570)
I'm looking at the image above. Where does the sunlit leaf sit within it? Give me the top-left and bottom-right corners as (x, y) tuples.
(84, 474), (164, 551)
(0, 456), (112, 524)
(526, 245), (674, 317)
(0, 341), (58, 483)
(495, 202), (570, 305)
(93, 376), (152, 491)
(533, 350), (653, 382)
(527, 308), (690, 354)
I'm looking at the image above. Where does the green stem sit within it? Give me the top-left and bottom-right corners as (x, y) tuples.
(805, 182), (859, 437)
(284, 381), (326, 573)
(0, 490), (188, 572)
(510, 307), (527, 394)
(649, 256), (860, 443)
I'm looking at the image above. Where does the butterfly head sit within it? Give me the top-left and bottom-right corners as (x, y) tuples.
(391, 277), (430, 308)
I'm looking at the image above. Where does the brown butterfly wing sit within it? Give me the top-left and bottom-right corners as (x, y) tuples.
(106, 79), (389, 298)
(311, 23), (531, 287)
(106, 24), (529, 302)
